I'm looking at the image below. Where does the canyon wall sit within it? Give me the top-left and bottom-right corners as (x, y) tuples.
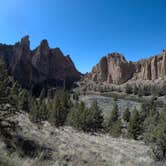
(88, 51), (166, 84)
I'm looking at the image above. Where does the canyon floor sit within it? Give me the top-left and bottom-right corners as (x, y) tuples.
(80, 94), (142, 117)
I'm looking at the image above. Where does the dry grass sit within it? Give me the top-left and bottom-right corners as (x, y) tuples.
(0, 112), (164, 166)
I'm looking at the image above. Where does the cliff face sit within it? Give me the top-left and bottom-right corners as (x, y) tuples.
(0, 36), (81, 89)
(90, 52), (135, 84)
(88, 51), (166, 84)
(134, 52), (166, 81)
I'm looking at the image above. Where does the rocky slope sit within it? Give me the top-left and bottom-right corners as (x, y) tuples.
(0, 36), (81, 89)
(0, 106), (162, 166)
(87, 51), (166, 84)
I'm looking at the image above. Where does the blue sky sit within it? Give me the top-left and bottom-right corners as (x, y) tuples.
(0, 0), (166, 73)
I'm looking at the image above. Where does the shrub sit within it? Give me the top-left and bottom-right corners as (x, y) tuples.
(125, 84), (133, 94)
(142, 85), (151, 96)
(73, 92), (79, 101)
(133, 85), (139, 95)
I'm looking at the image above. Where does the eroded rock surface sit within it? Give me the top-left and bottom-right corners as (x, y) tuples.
(0, 36), (81, 89)
(88, 51), (166, 84)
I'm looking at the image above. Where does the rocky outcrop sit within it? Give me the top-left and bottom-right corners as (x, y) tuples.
(135, 51), (166, 81)
(0, 36), (81, 89)
(88, 51), (166, 84)
(90, 52), (135, 84)
(32, 39), (50, 75)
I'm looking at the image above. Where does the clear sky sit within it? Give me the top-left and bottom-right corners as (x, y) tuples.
(0, 0), (166, 73)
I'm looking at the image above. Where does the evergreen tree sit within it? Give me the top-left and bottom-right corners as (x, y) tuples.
(125, 84), (133, 94)
(18, 90), (30, 112)
(110, 119), (122, 137)
(89, 100), (104, 132)
(49, 91), (71, 127)
(156, 108), (166, 159)
(8, 82), (20, 108)
(106, 102), (122, 137)
(144, 107), (166, 160)
(67, 101), (104, 132)
(138, 86), (143, 97)
(139, 102), (149, 122)
(123, 108), (131, 122)
(73, 92), (79, 101)
(0, 58), (9, 104)
(67, 102), (84, 130)
(133, 85), (139, 95)
(39, 88), (46, 100)
(108, 102), (119, 124)
(128, 108), (141, 140)
(142, 85), (151, 96)
(38, 100), (49, 121)
(47, 88), (54, 99)
(29, 99), (41, 123)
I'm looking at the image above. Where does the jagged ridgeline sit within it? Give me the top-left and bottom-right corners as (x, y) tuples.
(0, 36), (81, 95)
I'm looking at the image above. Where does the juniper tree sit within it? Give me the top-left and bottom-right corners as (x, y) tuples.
(39, 88), (46, 100)
(128, 108), (141, 140)
(0, 58), (9, 104)
(67, 101), (104, 132)
(106, 102), (122, 137)
(8, 82), (20, 108)
(123, 108), (131, 122)
(133, 85), (139, 95)
(125, 84), (133, 94)
(18, 90), (30, 113)
(89, 100), (104, 132)
(49, 91), (71, 127)
(144, 107), (166, 160)
(108, 102), (119, 124)
(29, 99), (41, 123)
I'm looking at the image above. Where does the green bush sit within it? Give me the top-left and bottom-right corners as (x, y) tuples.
(125, 84), (133, 94)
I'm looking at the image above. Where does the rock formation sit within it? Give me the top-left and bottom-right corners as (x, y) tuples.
(0, 36), (81, 89)
(90, 52), (135, 84)
(88, 51), (166, 84)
